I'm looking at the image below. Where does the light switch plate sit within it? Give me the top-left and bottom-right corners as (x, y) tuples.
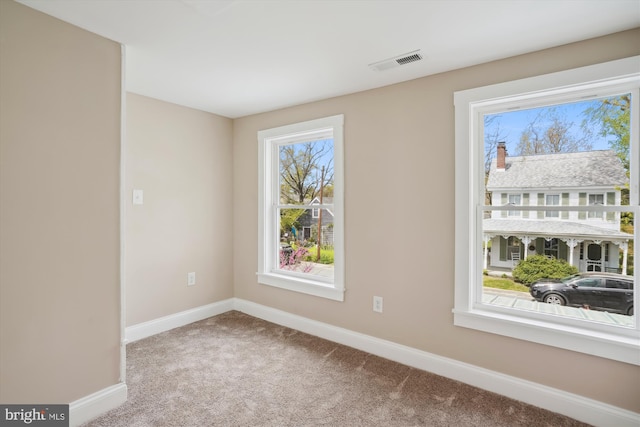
(133, 189), (143, 205)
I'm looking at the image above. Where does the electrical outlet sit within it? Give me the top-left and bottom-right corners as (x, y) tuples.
(373, 296), (383, 313)
(187, 272), (196, 286)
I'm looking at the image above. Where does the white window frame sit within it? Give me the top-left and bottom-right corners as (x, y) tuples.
(258, 114), (345, 301)
(454, 56), (640, 365)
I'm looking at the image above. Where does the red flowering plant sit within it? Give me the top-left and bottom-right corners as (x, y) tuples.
(279, 245), (313, 273)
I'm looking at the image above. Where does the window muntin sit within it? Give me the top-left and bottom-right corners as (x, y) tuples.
(454, 56), (640, 365)
(258, 115), (344, 301)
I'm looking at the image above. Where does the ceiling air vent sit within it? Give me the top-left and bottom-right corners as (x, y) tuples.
(369, 50), (423, 72)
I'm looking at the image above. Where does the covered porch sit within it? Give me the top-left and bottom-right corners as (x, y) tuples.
(483, 219), (632, 274)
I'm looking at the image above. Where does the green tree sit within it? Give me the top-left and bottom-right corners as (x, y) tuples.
(583, 94), (630, 170)
(279, 209), (305, 241)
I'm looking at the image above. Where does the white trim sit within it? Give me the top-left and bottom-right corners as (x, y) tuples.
(256, 272), (345, 301)
(125, 299), (234, 343)
(233, 298), (640, 427)
(119, 43), (127, 385)
(69, 383), (127, 427)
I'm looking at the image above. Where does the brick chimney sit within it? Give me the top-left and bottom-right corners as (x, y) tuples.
(496, 142), (507, 170)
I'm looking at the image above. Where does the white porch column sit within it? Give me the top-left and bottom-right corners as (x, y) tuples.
(620, 241), (629, 275)
(483, 235), (492, 270)
(561, 238), (582, 267)
(521, 236), (533, 260)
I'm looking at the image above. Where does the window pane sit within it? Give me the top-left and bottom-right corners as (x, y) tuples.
(482, 95), (633, 326)
(279, 139), (334, 206)
(278, 208), (334, 280)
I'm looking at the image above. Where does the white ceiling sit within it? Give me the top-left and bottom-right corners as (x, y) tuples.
(17, 0), (640, 118)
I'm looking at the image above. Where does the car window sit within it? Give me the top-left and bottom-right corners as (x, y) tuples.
(561, 274), (581, 283)
(574, 278), (603, 288)
(606, 279), (631, 290)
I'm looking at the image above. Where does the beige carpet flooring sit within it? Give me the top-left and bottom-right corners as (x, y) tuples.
(83, 311), (589, 427)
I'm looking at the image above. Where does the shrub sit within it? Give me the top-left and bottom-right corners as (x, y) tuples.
(512, 254), (578, 286)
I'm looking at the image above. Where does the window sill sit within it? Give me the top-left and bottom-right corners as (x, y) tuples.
(453, 307), (640, 365)
(257, 272), (345, 301)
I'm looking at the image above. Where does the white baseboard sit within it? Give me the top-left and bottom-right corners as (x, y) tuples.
(234, 298), (640, 427)
(69, 383), (127, 427)
(125, 298), (235, 343)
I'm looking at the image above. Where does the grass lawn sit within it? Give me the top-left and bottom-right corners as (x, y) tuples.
(483, 276), (529, 292)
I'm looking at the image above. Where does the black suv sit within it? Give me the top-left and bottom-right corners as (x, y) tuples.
(529, 272), (634, 316)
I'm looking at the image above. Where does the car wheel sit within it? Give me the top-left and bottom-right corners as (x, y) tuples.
(543, 294), (565, 305)
(628, 306), (634, 316)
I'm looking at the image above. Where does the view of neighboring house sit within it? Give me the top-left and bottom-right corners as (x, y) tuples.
(484, 142), (632, 274)
(294, 197), (335, 245)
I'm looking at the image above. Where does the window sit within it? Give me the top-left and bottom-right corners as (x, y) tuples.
(606, 279), (630, 290)
(544, 238), (559, 259)
(258, 115), (344, 301)
(507, 237), (521, 261)
(507, 194), (521, 217)
(545, 194), (560, 218)
(575, 278), (602, 288)
(588, 193), (605, 219)
(454, 56), (639, 365)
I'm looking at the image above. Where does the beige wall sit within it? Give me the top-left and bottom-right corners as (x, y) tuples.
(233, 28), (640, 412)
(125, 93), (234, 326)
(0, 0), (121, 403)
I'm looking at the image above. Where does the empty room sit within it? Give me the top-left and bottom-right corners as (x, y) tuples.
(1, 1), (639, 426)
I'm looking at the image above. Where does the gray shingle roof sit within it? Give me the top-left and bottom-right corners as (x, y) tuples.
(483, 218), (632, 241)
(486, 150), (628, 190)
